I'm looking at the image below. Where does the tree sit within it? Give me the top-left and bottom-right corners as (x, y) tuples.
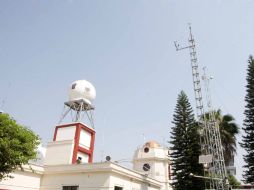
(169, 91), (204, 190)
(0, 113), (40, 180)
(213, 110), (239, 166)
(228, 174), (241, 187)
(240, 55), (254, 184)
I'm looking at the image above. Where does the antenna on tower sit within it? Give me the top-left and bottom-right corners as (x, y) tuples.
(174, 25), (229, 190)
(202, 67), (214, 111)
(59, 80), (96, 128)
(202, 67), (229, 189)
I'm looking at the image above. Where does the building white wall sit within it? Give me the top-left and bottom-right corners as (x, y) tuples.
(134, 147), (168, 160)
(56, 126), (76, 141)
(154, 162), (169, 182)
(40, 162), (161, 190)
(77, 151), (89, 163)
(0, 161), (163, 190)
(0, 165), (43, 190)
(41, 172), (160, 190)
(109, 174), (160, 190)
(79, 129), (91, 149)
(133, 160), (170, 189)
(44, 140), (74, 165)
(133, 144), (171, 190)
(40, 172), (110, 190)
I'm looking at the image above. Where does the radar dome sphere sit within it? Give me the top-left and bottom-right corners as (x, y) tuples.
(68, 80), (96, 104)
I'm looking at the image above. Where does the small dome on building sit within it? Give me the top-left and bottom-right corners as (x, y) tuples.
(144, 140), (161, 148)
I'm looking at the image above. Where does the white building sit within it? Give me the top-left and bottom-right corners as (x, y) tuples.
(133, 141), (171, 190)
(0, 132), (171, 190)
(0, 80), (172, 190)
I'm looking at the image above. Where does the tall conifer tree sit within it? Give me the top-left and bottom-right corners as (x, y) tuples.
(169, 91), (204, 190)
(241, 56), (254, 184)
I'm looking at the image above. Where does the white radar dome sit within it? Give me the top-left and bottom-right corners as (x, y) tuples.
(68, 80), (96, 104)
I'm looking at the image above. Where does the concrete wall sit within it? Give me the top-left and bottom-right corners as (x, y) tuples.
(40, 172), (110, 190)
(79, 129), (91, 149)
(77, 151), (89, 163)
(0, 170), (42, 190)
(0, 161), (164, 190)
(133, 160), (170, 190)
(40, 162), (162, 190)
(44, 140), (74, 165)
(109, 174), (160, 190)
(133, 145), (171, 190)
(134, 147), (168, 160)
(56, 126), (76, 141)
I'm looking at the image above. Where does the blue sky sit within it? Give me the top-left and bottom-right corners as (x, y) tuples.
(0, 0), (253, 181)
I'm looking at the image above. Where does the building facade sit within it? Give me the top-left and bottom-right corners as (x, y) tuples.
(0, 122), (171, 190)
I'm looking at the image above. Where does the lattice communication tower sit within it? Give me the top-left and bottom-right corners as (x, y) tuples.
(174, 26), (229, 190)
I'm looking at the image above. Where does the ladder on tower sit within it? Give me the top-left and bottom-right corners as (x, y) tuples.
(174, 25), (229, 190)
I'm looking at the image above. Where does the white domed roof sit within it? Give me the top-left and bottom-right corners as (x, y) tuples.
(68, 80), (96, 104)
(144, 141), (161, 148)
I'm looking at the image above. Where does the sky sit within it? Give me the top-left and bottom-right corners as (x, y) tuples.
(0, 0), (253, 182)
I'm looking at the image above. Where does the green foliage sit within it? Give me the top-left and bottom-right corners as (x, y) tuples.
(0, 113), (40, 180)
(217, 112), (239, 166)
(169, 91), (204, 190)
(210, 110), (239, 166)
(240, 55), (254, 184)
(228, 174), (241, 187)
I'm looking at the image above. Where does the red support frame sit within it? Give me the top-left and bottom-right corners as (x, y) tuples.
(53, 122), (95, 164)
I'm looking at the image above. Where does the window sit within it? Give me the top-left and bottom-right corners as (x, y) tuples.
(114, 186), (123, 190)
(144, 147), (149, 153)
(71, 83), (77, 89)
(143, 163), (150, 171)
(76, 157), (82, 164)
(63, 186), (79, 190)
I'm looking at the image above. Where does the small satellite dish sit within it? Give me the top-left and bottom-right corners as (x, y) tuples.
(106, 156), (111, 161)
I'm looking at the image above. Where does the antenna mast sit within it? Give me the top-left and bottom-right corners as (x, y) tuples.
(174, 25), (228, 190)
(202, 68), (229, 189)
